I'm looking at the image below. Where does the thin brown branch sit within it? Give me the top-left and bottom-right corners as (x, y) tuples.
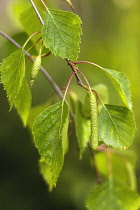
(66, 60), (83, 86)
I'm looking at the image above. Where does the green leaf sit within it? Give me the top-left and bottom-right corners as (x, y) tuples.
(0, 49), (25, 109)
(14, 79), (32, 126)
(32, 102), (69, 188)
(10, 0), (30, 27)
(81, 91), (91, 119)
(68, 91), (77, 114)
(98, 105), (136, 149)
(39, 158), (54, 191)
(42, 8), (82, 61)
(20, 7), (44, 50)
(92, 83), (109, 104)
(27, 100), (52, 130)
(90, 91), (98, 150)
(95, 151), (137, 190)
(102, 68), (132, 109)
(92, 83), (109, 112)
(86, 178), (140, 210)
(75, 100), (90, 159)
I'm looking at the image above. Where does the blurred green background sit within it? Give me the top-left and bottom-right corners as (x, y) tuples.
(0, 0), (140, 209)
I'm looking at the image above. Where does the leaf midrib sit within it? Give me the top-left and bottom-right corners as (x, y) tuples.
(47, 9), (70, 50)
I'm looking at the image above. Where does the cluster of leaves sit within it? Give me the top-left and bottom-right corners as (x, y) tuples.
(0, 1), (139, 209)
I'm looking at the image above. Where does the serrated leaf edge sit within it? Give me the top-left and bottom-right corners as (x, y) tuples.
(103, 68), (132, 110)
(42, 8), (82, 61)
(99, 105), (136, 150)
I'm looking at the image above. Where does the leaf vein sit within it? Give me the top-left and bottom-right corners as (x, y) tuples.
(47, 11), (70, 50)
(104, 106), (121, 140)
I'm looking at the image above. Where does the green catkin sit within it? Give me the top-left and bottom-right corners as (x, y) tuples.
(90, 91), (98, 150)
(29, 55), (41, 88)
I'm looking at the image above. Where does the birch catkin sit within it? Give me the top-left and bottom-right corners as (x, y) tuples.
(30, 55), (41, 87)
(90, 91), (98, 150)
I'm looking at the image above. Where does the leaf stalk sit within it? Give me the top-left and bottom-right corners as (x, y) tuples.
(22, 31), (41, 49)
